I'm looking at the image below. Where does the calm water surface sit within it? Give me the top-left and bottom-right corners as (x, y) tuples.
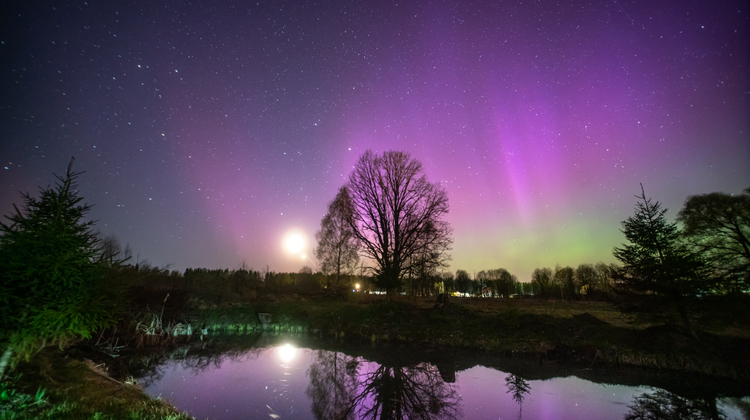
(136, 340), (748, 420)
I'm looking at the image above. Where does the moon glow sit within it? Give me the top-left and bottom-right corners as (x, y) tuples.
(282, 231), (307, 256)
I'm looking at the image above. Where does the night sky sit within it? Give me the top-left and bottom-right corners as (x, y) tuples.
(1, 0), (748, 281)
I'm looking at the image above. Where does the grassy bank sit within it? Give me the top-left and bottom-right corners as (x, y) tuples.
(1, 347), (192, 420)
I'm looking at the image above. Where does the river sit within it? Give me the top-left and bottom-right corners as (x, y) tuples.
(132, 335), (749, 420)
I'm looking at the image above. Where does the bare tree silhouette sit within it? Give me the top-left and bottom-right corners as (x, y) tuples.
(625, 389), (724, 420)
(306, 350), (360, 420)
(306, 350), (461, 420)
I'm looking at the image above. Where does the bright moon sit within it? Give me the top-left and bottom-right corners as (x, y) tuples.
(283, 231), (306, 255)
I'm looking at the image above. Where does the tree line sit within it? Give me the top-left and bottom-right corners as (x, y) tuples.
(426, 262), (619, 300)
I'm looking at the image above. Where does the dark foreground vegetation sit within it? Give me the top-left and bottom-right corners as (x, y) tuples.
(1, 159), (748, 419)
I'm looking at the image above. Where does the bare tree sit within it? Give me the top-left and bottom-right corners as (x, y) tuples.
(440, 271), (455, 293)
(342, 362), (462, 420)
(492, 268), (517, 298)
(625, 390), (723, 420)
(594, 262), (617, 293)
(315, 187), (360, 291)
(553, 265), (576, 300)
(123, 242), (133, 262)
(406, 242), (451, 296)
(306, 350), (359, 420)
(97, 232), (124, 266)
(531, 267), (553, 299)
(475, 270), (490, 296)
(677, 187), (750, 292)
(343, 150), (452, 297)
(455, 270), (471, 296)
(575, 263), (598, 297)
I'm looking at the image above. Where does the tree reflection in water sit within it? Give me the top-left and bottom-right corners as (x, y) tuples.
(306, 351), (461, 420)
(505, 374), (531, 420)
(133, 346), (266, 388)
(306, 350), (360, 420)
(624, 390), (725, 420)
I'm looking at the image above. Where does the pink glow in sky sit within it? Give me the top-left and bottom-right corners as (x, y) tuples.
(1, 0), (748, 281)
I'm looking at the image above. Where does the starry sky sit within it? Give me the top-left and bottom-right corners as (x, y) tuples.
(1, 0), (748, 281)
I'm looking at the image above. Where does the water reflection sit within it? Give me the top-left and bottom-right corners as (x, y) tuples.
(505, 374), (531, 420)
(347, 362), (461, 419)
(277, 343), (298, 364)
(306, 351), (461, 420)
(625, 390), (725, 420)
(306, 351), (359, 420)
(133, 340), (749, 420)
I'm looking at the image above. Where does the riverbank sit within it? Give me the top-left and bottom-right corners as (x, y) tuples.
(1, 346), (193, 420)
(109, 292), (747, 381)
(3, 295), (748, 419)
(117, 293), (750, 380)
(198, 296), (750, 381)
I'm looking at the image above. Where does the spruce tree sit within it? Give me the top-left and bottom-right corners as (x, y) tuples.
(0, 159), (115, 378)
(613, 185), (708, 337)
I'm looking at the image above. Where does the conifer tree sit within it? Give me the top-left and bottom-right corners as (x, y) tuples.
(613, 185), (708, 337)
(0, 159), (115, 378)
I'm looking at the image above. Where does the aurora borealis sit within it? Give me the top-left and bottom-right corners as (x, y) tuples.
(1, 0), (748, 281)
